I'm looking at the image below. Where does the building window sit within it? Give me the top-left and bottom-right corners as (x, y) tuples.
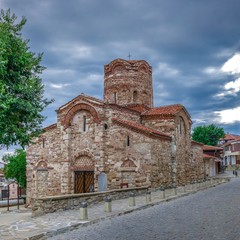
(179, 117), (185, 135)
(127, 136), (130, 147)
(114, 92), (117, 103)
(104, 124), (108, 130)
(83, 115), (86, 131)
(42, 138), (45, 148)
(133, 90), (138, 102)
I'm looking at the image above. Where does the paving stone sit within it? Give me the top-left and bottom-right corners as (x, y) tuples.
(0, 174), (233, 240)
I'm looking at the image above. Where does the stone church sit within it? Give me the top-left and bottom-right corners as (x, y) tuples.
(26, 58), (204, 202)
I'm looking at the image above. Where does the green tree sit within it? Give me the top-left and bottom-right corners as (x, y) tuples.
(0, 9), (53, 149)
(192, 124), (225, 146)
(3, 149), (26, 188)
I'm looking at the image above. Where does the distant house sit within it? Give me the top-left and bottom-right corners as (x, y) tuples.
(0, 169), (7, 190)
(218, 133), (239, 145)
(203, 145), (223, 177)
(223, 138), (240, 166)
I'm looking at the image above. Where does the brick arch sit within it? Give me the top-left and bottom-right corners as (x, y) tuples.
(138, 64), (149, 74)
(112, 63), (126, 73)
(74, 149), (94, 159)
(119, 157), (138, 172)
(72, 155), (94, 171)
(105, 60), (126, 75)
(35, 160), (48, 169)
(63, 103), (100, 128)
(34, 160), (53, 170)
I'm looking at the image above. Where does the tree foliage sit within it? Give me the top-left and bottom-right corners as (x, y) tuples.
(0, 9), (53, 149)
(192, 124), (225, 146)
(3, 149), (26, 188)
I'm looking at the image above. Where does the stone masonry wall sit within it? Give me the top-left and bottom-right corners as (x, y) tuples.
(32, 187), (148, 217)
(191, 143), (204, 181)
(141, 110), (203, 186)
(26, 125), (62, 203)
(104, 122), (172, 190)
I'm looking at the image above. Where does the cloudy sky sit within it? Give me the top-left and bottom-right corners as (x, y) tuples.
(1, 0), (240, 155)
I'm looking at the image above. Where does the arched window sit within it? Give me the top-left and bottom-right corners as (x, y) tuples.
(113, 92), (117, 103)
(83, 115), (86, 131)
(42, 138), (45, 148)
(127, 136), (130, 147)
(179, 117), (185, 135)
(133, 90), (138, 102)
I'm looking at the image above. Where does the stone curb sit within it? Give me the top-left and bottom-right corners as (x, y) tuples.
(26, 180), (229, 240)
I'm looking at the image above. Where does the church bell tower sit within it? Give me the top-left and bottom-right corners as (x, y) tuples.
(104, 58), (153, 108)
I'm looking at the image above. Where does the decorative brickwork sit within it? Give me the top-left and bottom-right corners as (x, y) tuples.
(71, 155), (94, 171)
(63, 103), (101, 128)
(104, 59), (153, 107)
(26, 58), (204, 205)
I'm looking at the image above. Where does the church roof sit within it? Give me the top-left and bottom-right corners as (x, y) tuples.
(57, 94), (104, 112)
(142, 104), (188, 117)
(125, 104), (150, 113)
(112, 118), (171, 141)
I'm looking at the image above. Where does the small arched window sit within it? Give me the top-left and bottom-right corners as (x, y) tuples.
(133, 91), (138, 102)
(179, 117), (185, 135)
(42, 138), (45, 148)
(83, 115), (86, 131)
(127, 136), (130, 147)
(113, 92), (117, 103)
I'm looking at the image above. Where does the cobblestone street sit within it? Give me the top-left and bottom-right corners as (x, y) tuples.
(50, 178), (240, 240)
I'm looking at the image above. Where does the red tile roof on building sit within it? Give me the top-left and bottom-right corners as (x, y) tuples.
(142, 104), (191, 119)
(203, 153), (217, 159)
(203, 145), (223, 151)
(143, 104), (183, 116)
(112, 118), (171, 141)
(203, 153), (221, 162)
(220, 133), (239, 141)
(191, 140), (204, 146)
(223, 137), (240, 146)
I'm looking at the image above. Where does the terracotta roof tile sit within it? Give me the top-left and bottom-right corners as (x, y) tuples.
(203, 153), (221, 162)
(223, 137), (240, 146)
(203, 145), (223, 151)
(220, 133), (239, 141)
(112, 118), (171, 141)
(142, 104), (185, 117)
(203, 153), (217, 159)
(191, 140), (204, 146)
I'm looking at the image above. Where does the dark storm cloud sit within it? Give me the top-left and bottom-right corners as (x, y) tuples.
(1, 0), (240, 134)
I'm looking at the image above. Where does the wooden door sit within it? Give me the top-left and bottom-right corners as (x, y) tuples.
(74, 171), (94, 193)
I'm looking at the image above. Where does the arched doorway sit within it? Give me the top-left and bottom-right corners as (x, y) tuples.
(72, 155), (94, 193)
